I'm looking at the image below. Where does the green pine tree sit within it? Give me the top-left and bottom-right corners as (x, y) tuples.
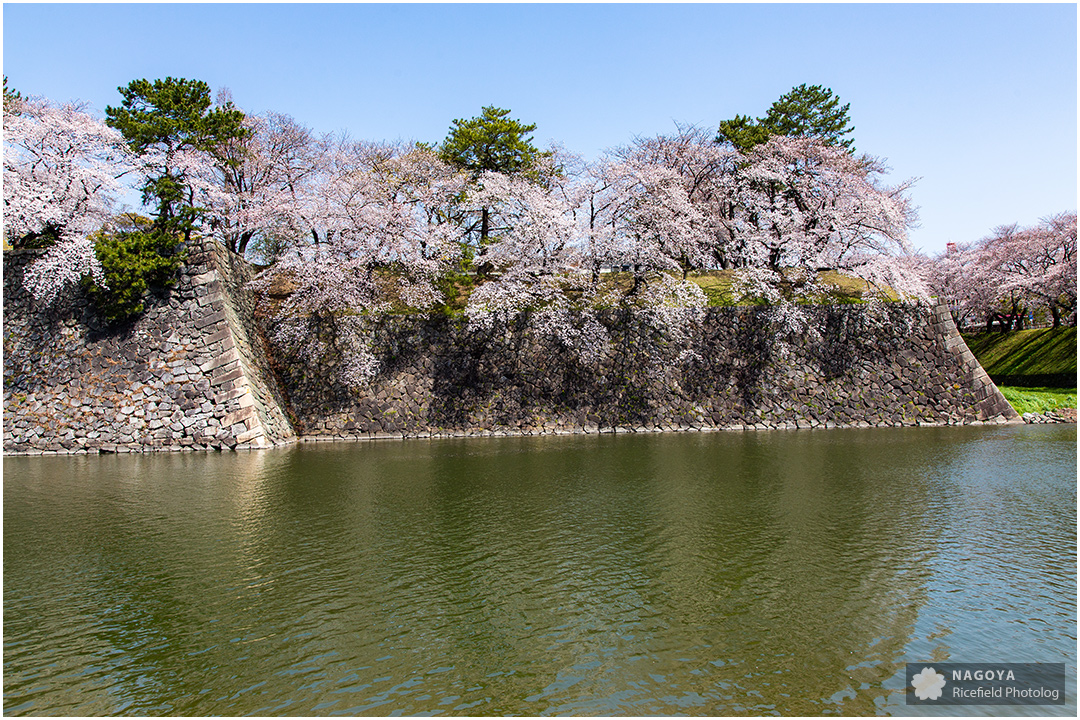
(716, 84), (855, 153)
(3, 75), (23, 115)
(761, 84), (854, 151)
(106, 77), (249, 242)
(439, 106), (551, 270)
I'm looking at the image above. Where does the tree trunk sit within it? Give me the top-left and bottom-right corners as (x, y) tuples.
(631, 265), (643, 295)
(237, 230), (254, 257)
(1050, 301), (1062, 328)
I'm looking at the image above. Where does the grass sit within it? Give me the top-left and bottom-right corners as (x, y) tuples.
(963, 327), (1077, 377)
(688, 269), (894, 306)
(998, 386), (1077, 416)
(429, 268), (895, 311)
(250, 261), (901, 318)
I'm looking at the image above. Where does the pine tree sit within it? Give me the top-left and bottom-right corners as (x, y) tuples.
(106, 77), (249, 241)
(439, 106), (551, 268)
(716, 84), (855, 153)
(761, 84), (854, 151)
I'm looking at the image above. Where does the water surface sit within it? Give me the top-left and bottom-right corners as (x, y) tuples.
(4, 424), (1075, 715)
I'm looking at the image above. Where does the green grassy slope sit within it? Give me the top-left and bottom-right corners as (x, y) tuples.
(963, 327), (1077, 388)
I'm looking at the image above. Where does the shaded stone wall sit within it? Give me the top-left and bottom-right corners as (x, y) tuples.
(279, 303), (1020, 440)
(3, 240), (295, 454)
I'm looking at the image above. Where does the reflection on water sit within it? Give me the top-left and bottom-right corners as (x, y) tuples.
(4, 425), (1075, 715)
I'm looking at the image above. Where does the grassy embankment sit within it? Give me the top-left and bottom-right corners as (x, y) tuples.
(963, 327), (1077, 415)
(255, 268), (893, 319)
(435, 269), (889, 313)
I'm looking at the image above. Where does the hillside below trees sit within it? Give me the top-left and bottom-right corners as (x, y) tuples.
(963, 327), (1077, 389)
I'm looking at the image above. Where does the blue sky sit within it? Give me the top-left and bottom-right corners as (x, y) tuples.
(3, 2), (1076, 255)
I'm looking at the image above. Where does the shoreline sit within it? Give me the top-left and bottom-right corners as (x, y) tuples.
(3, 414), (1032, 457)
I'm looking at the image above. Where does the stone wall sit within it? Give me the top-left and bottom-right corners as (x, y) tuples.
(278, 302), (1019, 440)
(3, 240), (295, 454)
(3, 241), (1020, 455)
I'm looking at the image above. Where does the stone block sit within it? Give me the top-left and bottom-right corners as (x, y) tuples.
(194, 309), (227, 330)
(221, 406), (257, 427)
(190, 270), (219, 286)
(199, 348), (241, 374)
(210, 367), (245, 387)
(236, 426), (266, 444)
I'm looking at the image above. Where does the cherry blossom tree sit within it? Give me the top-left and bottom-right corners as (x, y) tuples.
(916, 244), (994, 328)
(920, 212), (1076, 331)
(612, 125), (738, 272)
(578, 128), (922, 354)
(4, 96), (136, 302)
(979, 213), (1077, 327)
(724, 135), (921, 304)
(198, 109), (322, 258)
(462, 143), (715, 367)
(249, 141), (465, 387)
(459, 163), (617, 363)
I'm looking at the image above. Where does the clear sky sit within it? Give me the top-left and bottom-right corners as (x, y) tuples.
(3, 2), (1076, 255)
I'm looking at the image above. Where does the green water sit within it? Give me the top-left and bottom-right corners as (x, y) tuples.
(3, 425), (1076, 715)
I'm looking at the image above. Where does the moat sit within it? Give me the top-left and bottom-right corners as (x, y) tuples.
(4, 424), (1075, 715)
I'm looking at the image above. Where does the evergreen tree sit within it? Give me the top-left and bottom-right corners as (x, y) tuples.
(761, 84), (854, 151)
(3, 75), (23, 115)
(715, 113), (772, 153)
(716, 84), (855, 153)
(439, 106), (550, 261)
(105, 77), (248, 241)
(440, 105), (545, 177)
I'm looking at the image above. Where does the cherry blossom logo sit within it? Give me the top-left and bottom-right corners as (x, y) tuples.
(912, 666), (947, 700)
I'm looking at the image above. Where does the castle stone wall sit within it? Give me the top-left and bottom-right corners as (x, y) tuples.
(276, 303), (1019, 440)
(3, 243), (1019, 456)
(3, 241), (295, 454)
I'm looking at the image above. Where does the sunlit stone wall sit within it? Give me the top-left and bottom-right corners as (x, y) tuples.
(3, 241), (295, 455)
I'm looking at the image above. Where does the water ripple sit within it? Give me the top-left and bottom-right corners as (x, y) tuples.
(4, 425), (1076, 715)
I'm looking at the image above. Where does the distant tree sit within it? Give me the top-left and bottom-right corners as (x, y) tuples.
(918, 244), (998, 329)
(105, 77), (249, 243)
(920, 213), (1077, 331)
(439, 106), (552, 263)
(981, 213), (1077, 328)
(716, 84), (855, 153)
(603, 126), (916, 304)
(3, 75), (23, 115)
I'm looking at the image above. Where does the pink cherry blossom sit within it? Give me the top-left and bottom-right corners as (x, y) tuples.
(4, 97), (139, 302)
